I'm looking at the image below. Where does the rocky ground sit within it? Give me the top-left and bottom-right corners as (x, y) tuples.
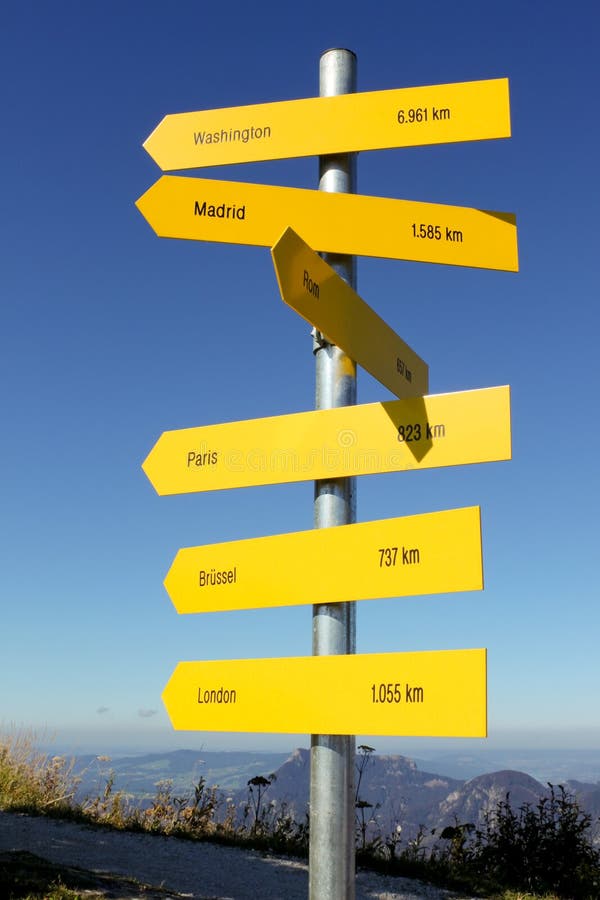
(0, 811), (479, 899)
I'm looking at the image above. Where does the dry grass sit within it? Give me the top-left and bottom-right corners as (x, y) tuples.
(0, 731), (78, 814)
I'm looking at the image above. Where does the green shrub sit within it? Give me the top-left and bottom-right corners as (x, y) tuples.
(469, 785), (600, 898)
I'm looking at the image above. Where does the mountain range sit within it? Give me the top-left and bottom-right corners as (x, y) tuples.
(71, 747), (600, 847)
(227, 748), (600, 846)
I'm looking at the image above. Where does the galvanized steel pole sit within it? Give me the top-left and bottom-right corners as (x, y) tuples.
(309, 47), (357, 900)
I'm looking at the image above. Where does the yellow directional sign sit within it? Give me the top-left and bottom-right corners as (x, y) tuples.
(136, 175), (518, 272)
(143, 77), (510, 170)
(165, 506), (482, 614)
(142, 384), (511, 496)
(272, 227), (428, 399)
(162, 649), (487, 736)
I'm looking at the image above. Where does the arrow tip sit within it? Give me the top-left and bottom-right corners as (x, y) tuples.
(142, 116), (169, 170)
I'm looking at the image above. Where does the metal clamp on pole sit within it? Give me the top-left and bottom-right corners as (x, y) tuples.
(311, 326), (330, 353)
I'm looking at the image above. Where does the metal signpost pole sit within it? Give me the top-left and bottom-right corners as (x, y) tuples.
(309, 47), (357, 900)
(137, 54), (514, 900)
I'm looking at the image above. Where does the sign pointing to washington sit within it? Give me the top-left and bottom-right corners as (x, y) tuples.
(143, 77), (510, 170)
(136, 176), (518, 272)
(272, 227), (428, 399)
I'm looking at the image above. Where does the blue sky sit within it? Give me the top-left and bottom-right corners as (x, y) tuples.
(1, 0), (598, 757)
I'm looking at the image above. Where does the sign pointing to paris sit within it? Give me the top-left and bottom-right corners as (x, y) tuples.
(136, 176), (518, 272)
(165, 506), (483, 614)
(141, 385), (511, 496)
(272, 227), (428, 399)
(162, 649), (487, 736)
(143, 77), (510, 170)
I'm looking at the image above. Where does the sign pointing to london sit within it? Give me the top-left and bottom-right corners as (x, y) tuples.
(272, 227), (428, 399)
(165, 506), (483, 614)
(143, 77), (510, 171)
(141, 384), (511, 496)
(162, 649), (487, 736)
(136, 176), (518, 272)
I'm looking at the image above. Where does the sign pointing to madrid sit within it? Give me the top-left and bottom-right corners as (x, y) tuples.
(136, 175), (518, 272)
(165, 506), (483, 614)
(141, 384), (511, 496)
(162, 649), (487, 736)
(272, 227), (428, 399)
(143, 77), (510, 170)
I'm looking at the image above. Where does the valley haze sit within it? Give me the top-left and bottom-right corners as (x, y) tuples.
(64, 743), (600, 803)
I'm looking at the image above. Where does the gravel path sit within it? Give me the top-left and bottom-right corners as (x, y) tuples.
(0, 811), (478, 899)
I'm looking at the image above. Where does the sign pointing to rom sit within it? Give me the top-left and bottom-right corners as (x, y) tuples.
(272, 227), (428, 399)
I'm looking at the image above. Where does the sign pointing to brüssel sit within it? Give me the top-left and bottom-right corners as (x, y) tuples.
(136, 176), (518, 272)
(143, 77), (510, 170)
(162, 649), (487, 736)
(272, 227), (428, 399)
(165, 506), (483, 614)
(141, 384), (511, 496)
